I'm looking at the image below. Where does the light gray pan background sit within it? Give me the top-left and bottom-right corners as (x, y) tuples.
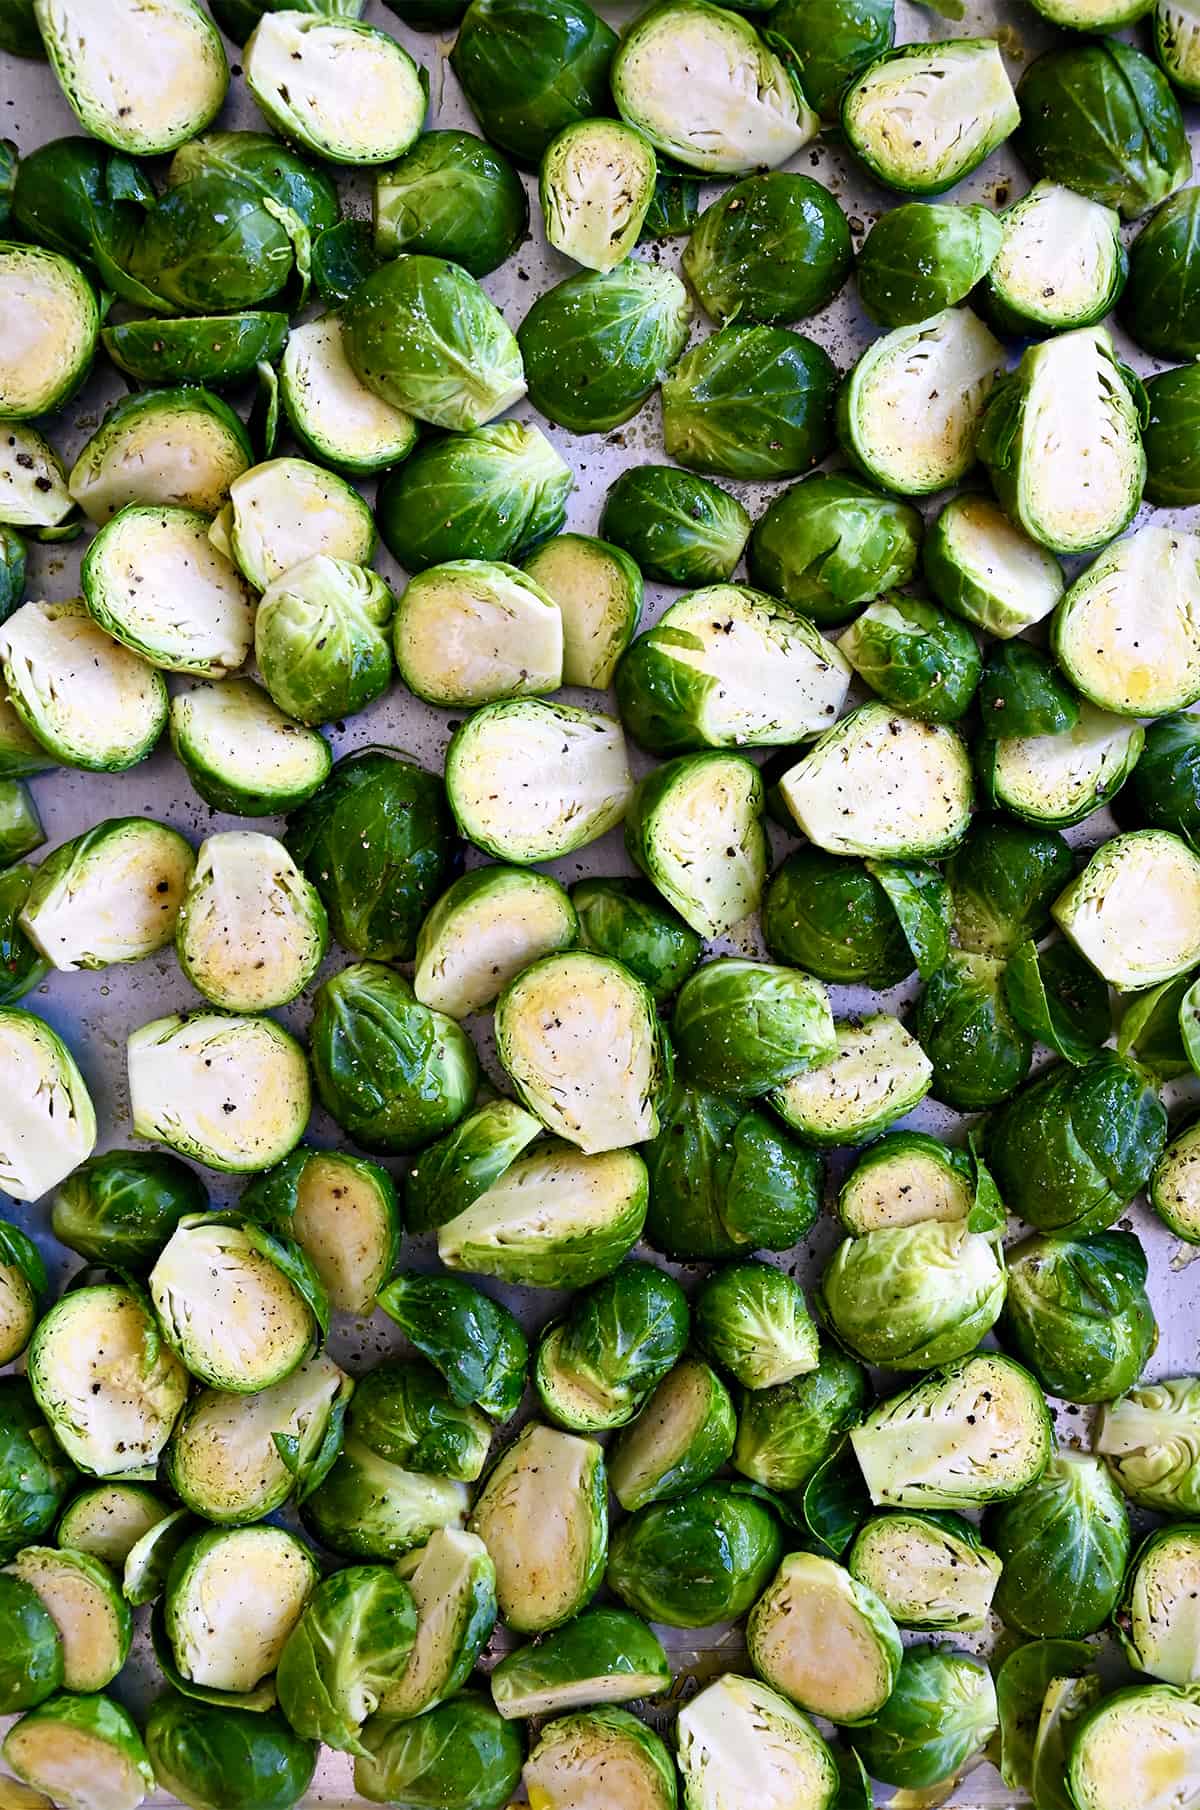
(3, 1), (1199, 1802)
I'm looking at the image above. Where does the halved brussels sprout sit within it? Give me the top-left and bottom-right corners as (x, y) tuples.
(382, 1526), (496, 1719)
(378, 421), (572, 574)
(21, 817), (193, 974)
(616, 585), (849, 757)
(611, 0), (817, 174)
(914, 948), (1032, 1110)
(849, 1644), (997, 1791)
(221, 458), (375, 593)
(4, 1693), (153, 1810)
(0, 599), (167, 773)
(0, 1219), (43, 1366)
(519, 262), (690, 435)
(770, 1014), (933, 1147)
(607, 1358), (735, 1513)
(733, 1345), (866, 1493)
(0, 1571), (62, 1714)
(1056, 525), (1200, 718)
(254, 556), (394, 729)
(82, 505), (254, 680)
(782, 703), (972, 859)
(4, 1548), (130, 1693)
(345, 255), (524, 433)
(838, 308), (1004, 497)
(1054, 830), (1200, 990)
(171, 679), (331, 816)
(102, 312), (290, 387)
(1153, 1116), (1200, 1242)
(244, 15), (425, 165)
(748, 1553), (901, 1725)
(0, 1379), (75, 1564)
(166, 1354), (348, 1525)
(1097, 1374), (1200, 1514)
(672, 958), (834, 1097)
(36, 0), (226, 153)
(492, 1607), (669, 1719)
(987, 183), (1127, 335)
(1030, 0), (1152, 19)
(682, 173), (851, 327)
(395, 561), (562, 709)
(857, 203), (1002, 329)
(837, 1132), (974, 1235)
(522, 1706), (675, 1810)
(0, 243), (96, 421)
(747, 474), (921, 627)
(924, 493), (1065, 639)
(437, 1142), (648, 1289)
(625, 751), (766, 940)
(662, 326), (837, 483)
(0, 1008), (95, 1201)
(377, 1273), (526, 1424)
(404, 1099), (542, 1236)
(451, 0), (617, 166)
(822, 1221), (1006, 1371)
(469, 1422), (606, 1634)
(279, 317), (416, 478)
(609, 1482), (780, 1629)
(988, 1450), (1130, 1638)
(243, 1147), (398, 1318)
(848, 1511), (1002, 1632)
(0, 701), (52, 781)
(600, 465), (750, 587)
(571, 878), (699, 1004)
(1069, 1683), (1200, 1810)
(69, 389), (251, 526)
(522, 534), (642, 690)
(276, 1564), (416, 1755)
(164, 1524), (317, 1700)
(56, 1484), (169, 1569)
(145, 1696), (316, 1810)
(677, 1673), (837, 1810)
(346, 1359), (490, 1483)
(694, 1264), (816, 1393)
(0, 425), (75, 534)
(29, 1282), (186, 1479)
(175, 832), (326, 1013)
(374, 129), (528, 277)
(1016, 39), (1191, 219)
(844, 39), (1018, 194)
(1157, 0), (1200, 94)
(1118, 1525), (1200, 1683)
(356, 1694), (522, 1810)
(840, 596), (981, 724)
(446, 700), (631, 865)
(302, 1436), (468, 1563)
(981, 701), (1144, 828)
(540, 119), (656, 272)
(130, 1015), (310, 1175)
(535, 1261), (688, 1433)
(1001, 1232), (1156, 1404)
(852, 1352), (1053, 1509)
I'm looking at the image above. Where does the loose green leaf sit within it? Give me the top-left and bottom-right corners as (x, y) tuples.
(1006, 940), (1113, 1067)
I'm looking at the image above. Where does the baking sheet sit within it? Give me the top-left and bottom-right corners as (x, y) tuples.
(3, 1), (1199, 1801)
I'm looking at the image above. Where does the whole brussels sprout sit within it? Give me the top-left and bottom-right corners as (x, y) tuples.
(747, 474), (922, 625)
(913, 949), (1033, 1111)
(535, 1262), (689, 1432)
(661, 325), (837, 482)
(1124, 186), (1200, 357)
(376, 421), (572, 574)
(348, 1361), (491, 1483)
(571, 877), (701, 1003)
(276, 1565), (417, 1755)
(769, 0), (895, 121)
(285, 748), (458, 963)
(377, 1273), (528, 1422)
(601, 465), (750, 586)
(947, 816), (1074, 959)
(850, 1645), (998, 1790)
(450, 0), (618, 166)
(857, 203), (1003, 328)
(519, 262), (691, 434)
(374, 129), (528, 277)
(1143, 365), (1200, 505)
(683, 173), (852, 325)
(356, 1693), (523, 1810)
(1132, 710), (1200, 835)
(839, 595), (982, 723)
(733, 1344), (868, 1492)
(987, 1452), (1130, 1639)
(978, 641), (1080, 740)
(820, 1221), (1006, 1371)
(672, 959), (835, 1097)
(310, 963), (478, 1155)
(0, 1380), (75, 1561)
(607, 1483), (782, 1628)
(51, 1149), (207, 1270)
(255, 557), (394, 728)
(146, 1696), (317, 1810)
(762, 848), (912, 987)
(694, 1262), (818, 1392)
(1001, 1232), (1156, 1405)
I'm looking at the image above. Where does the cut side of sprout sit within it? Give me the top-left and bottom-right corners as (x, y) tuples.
(0, 600), (167, 772)
(1158, 0), (1200, 95)
(170, 679), (332, 816)
(129, 1014), (310, 1175)
(382, 1528), (496, 1719)
(924, 494), (1065, 639)
(540, 119), (658, 273)
(988, 183), (1126, 332)
(468, 1423), (605, 1634)
(747, 1552), (902, 1724)
(1053, 829), (1200, 990)
(780, 703), (973, 859)
(413, 867), (578, 1021)
(627, 752), (767, 939)
(984, 702), (1144, 827)
(164, 1525), (316, 1694)
(223, 458), (376, 592)
(149, 1215), (315, 1393)
(82, 506), (254, 677)
(175, 832), (327, 1012)
(68, 388), (252, 524)
(0, 245), (97, 421)
(4, 1548), (130, 1692)
(843, 39), (1019, 194)
(33, 0), (227, 154)
(56, 1485), (170, 1568)
(3, 1692), (154, 1810)
(770, 1014), (933, 1147)
(279, 316), (417, 476)
(1053, 526), (1200, 717)
(0, 1008), (96, 1201)
(676, 1674), (839, 1810)
(522, 533), (643, 690)
(0, 426), (75, 532)
(286, 1152), (396, 1316)
(394, 561), (564, 708)
(245, 14), (426, 165)
(21, 818), (194, 972)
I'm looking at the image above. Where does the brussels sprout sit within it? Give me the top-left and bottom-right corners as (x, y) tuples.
(645, 1080), (821, 1260)
(694, 1263), (818, 1393)
(1119, 974), (1194, 1082)
(0, 524), (25, 624)
(608, 1483), (781, 1629)
(987, 1450), (1129, 1639)
(681, 174), (850, 328)
(1057, 521), (1200, 712)
(0, 599), (167, 774)
(1157, 0), (1200, 94)
(394, 561), (563, 709)
(356, 1694), (522, 1810)
(254, 561), (393, 731)
(210, 0), (366, 39)
(68, 389), (251, 528)
(661, 326), (837, 483)
(451, 0), (616, 166)
(0, 1570), (62, 1714)
(733, 1346), (867, 1494)
(0, 0), (40, 55)
(770, 1014), (933, 1147)
(748, 475), (922, 628)
(221, 458), (375, 594)
(377, 1274), (527, 1424)
(1133, 710), (1200, 835)
(36, 0), (226, 154)
(1117, 1525), (1200, 1684)
(4, 1547), (130, 1693)
(378, 421), (572, 573)
(986, 182), (1127, 335)
(851, 1352), (1053, 1509)
(1152, 1117), (1200, 1242)
(0, 701), (53, 785)
(492, 1608), (669, 1719)
(119, 186), (293, 319)
(840, 597), (981, 725)
(521, 536), (642, 692)
(447, 700), (632, 866)
(374, 129), (527, 277)
(1002, 1230), (1155, 1406)
(21, 817), (193, 976)
(242, 1147), (399, 1317)
(1127, 184), (1200, 361)
(1054, 830), (1200, 991)
(848, 1511), (1001, 1634)
(769, 0), (894, 121)
(146, 1696), (316, 1810)
(170, 679), (331, 818)
(844, 39), (1017, 195)
(1143, 365), (1200, 509)
(612, 1), (817, 175)
(404, 1100), (541, 1236)
(0, 1380), (76, 1563)
(1016, 40), (1191, 219)
(470, 1423), (606, 1633)
(625, 752), (766, 942)
(438, 1143), (648, 1289)
(166, 126), (339, 236)
(0, 782), (41, 867)
(748, 1552), (902, 1725)
(1097, 1374), (1200, 1514)
(0, 426), (77, 537)
(600, 466), (750, 588)
(539, 119), (656, 273)
(163, 1524), (317, 1700)
(639, 168), (702, 242)
(850, 1645), (997, 1790)
(671, 959), (834, 1098)
(0, 1009), (96, 1202)
(0, 1219), (42, 1366)
(1030, 0), (1152, 18)
(913, 949), (1032, 1110)
(981, 701), (1144, 828)
(347, 1360), (490, 1483)
(275, 1565), (416, 1754)
(837, 1132), (974, 1235)
(857, 203), (1002, 329)
(5, 1693), (153, 1810)
(130, 1013), (310, 1175)
(0, 244), (96, 422)
(524, 1706), (675, 1810)
(978, 642), (1079, 742)
(343, 255), (523, 433)
(102, 312), (289, 387)
(924, 492), (1065, 642)
(518, 262), (689, 436)
(608, 1358), (735, 1513)
(782, 704), (972, 860)
(244, 15), (424, 165)
(1071, 1682), (1200, 1810)
(996, 1636), (1098, 1798)
(278, 318), (416, 479)
(53, 1150), (205, 1277)
(821, 1220), (1006, 1371)
(571, 878), (699, 1005)
(535, 1262), (688, 1433)
(57, 1484), (169, 1569)
(678, 1673), (838, 1810)
(382, 1526), (496, 1719)
(303, 1434), (469, 1563)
